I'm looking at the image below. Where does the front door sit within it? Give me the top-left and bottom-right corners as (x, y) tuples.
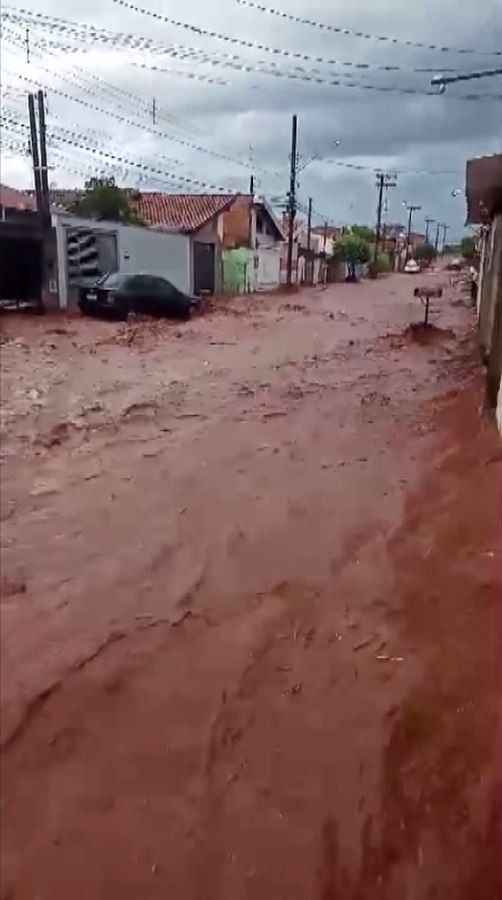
(193, 242), (215, 295)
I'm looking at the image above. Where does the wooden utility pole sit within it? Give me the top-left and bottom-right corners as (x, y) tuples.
(286, 114), (298, 288)
(373, 172), (396, 265)
(404, 204), (421, 264)
(425, 217), (434, 244)
(441, 224), (450, 253)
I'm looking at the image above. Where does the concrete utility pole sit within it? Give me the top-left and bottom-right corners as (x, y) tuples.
(425, 217), (435, 244)
(441, 224), (450, 253)
(307, 197), (312, 251)
(404, 204), (421, 264)
(27, 93), (43, 217)
(37, 90), (51, 230)
(373, 172), (396, 265)
(434, 222), (442, 253)
(286, 114), (298, 288)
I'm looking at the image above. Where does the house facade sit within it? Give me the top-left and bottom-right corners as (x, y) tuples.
(50, 191), (286, 304)
(465, 153), (502, 435)
(52, 192), (248, 306)
(220, 195), (285, 293)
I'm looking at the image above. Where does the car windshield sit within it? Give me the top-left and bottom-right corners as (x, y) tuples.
(98, 273), (127, 289)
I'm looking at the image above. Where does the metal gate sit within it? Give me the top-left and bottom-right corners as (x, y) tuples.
(193, 241), (215, 295)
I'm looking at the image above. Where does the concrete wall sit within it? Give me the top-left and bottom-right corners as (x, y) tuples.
(118, 227), (191, 293)
(477, 214), (502, 433)
(478, 215), (502, 358)
(222, 248), (249, 293)
(256, 246), (281, 291)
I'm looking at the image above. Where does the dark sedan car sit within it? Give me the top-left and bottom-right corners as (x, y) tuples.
(78, 272), (197, 320)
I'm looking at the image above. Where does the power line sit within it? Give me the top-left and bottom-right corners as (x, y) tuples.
(134, 58), (502, 101)
(236, 0), (502, 58)
(1, 60), (276, 180)
(107, 0), (478, 74)
(328, 159), (463, 177)
(3, 7), (459, 78)
(4, 11), (501, 102)
(1, 110), (246, 193)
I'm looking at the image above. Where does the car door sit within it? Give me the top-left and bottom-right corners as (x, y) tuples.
(151, 276), (186, 317)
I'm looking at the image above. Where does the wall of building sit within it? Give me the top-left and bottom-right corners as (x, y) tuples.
(478, 215), (502, 359)
(476, 213), (502, 434)
(222, 248), (249, 293)
(119, 227), (191, 293)
(256, 246), (281, 291)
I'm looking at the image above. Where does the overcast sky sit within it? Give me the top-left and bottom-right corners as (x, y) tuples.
(1, 0), (501, 237)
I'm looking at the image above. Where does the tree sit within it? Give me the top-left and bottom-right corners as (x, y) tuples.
(73, 176), (143, 223)
(351, 224), (374, 243)
(375, 251), (391, 273)
(414, 242), (437, 263)
(333, 235), (370, 282)
(460, 236), (476, 261)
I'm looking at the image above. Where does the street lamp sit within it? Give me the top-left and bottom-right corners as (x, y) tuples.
(297, 140), (342, 174)
(432, 68), (502, 92)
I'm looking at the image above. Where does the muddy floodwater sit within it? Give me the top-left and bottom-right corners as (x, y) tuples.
(1, 271), (501, 899)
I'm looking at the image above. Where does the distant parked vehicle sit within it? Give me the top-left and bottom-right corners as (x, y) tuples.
(446, 258), (463, 271)
(79, 272), (197, 320)
(404, 259), (420, 274)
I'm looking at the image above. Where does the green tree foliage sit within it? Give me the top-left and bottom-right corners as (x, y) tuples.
(351, 224), (374, 243)
(73, 177), (143, 223)
(460, 236), (477, 260)
(333, 235), (370, 281)
(375, 251), (391, 273)
(414, 242), (437, 262)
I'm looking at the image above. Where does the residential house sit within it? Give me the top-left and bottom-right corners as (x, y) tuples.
(52, 192), (246, 307)
(465, 153), (502, 434)
(219, 195), (285, 293)
(51, 191), (285, 306)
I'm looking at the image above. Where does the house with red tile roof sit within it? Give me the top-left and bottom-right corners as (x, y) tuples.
(50, 189), (286, 302)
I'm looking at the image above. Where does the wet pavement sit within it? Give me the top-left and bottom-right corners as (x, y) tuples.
(1, 270), (501, 899)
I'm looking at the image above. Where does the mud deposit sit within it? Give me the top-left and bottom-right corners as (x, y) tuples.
(1, 273), (501, 899)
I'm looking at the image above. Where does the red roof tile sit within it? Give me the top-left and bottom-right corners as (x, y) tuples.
(132, 192), (238, 232)
(0, 184), (36, 212)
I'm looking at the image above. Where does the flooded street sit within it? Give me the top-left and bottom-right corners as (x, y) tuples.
(1, 270), (501, 899)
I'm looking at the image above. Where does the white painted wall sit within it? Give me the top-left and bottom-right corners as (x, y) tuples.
(256, 246), (281, 291)
(118, 227), (191, 293)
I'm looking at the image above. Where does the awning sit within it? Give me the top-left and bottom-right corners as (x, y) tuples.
(465, 154), (502, 224)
